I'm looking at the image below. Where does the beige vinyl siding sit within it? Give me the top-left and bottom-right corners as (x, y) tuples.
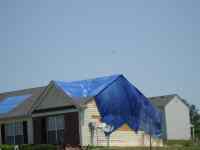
(165, 96), (191, 140)
(81, 99), (163, 146)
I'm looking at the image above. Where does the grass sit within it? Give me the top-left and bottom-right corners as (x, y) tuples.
(86, 146), (200, 150)
(85, 140), (200, 150)
(0, 140), (199, 150)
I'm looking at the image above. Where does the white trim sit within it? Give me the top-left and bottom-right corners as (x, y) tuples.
(27, 119), (33, 144)
(32, 109), (78, 117)
(78, 109), (83, 146)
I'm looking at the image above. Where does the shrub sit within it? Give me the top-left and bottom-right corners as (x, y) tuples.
(20, 144), (56, 150)
(0, 145), (14, 150)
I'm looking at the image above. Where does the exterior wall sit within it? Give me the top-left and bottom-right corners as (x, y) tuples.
(165, 96), (191, 140)
(0, 117), (33, 144)
(80, 100), (163, 147)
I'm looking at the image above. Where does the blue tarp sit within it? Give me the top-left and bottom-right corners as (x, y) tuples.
(55, 75), (119, 99)
(0, 94), (31, 114)
(55, 75), (162, 138)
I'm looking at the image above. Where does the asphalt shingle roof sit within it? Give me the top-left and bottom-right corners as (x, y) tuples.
(149, 94), (190, 109)
(148, 94), (177, 108)
(0, 86), (46, 119)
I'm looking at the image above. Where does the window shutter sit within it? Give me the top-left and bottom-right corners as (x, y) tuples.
(1, 124), (5, 144)
(64, 112), (80, 145)
(33, 118), (42, 144)
(23, 121), (28, 144)
(41, 118), (47, 144)
(33, 117), (47, 144)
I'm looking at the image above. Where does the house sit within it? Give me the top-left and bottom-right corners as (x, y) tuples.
(149, 94), (191, 140)
(0, 75), (163, 146)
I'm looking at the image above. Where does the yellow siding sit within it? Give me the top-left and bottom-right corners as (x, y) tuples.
(81, 100), (163, 146)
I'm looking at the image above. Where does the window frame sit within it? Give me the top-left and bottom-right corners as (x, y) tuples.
(4, 121), (24, 144)
(46, 115), (65, 144)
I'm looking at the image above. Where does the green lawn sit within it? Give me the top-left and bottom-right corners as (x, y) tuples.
(86, 140), (200, 150)
(0, 140), (199, 150)
(86, 146), (200, 150)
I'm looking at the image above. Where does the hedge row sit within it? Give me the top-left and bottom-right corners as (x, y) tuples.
(0, 144), (56, 150)
(0, 145), (13, 150)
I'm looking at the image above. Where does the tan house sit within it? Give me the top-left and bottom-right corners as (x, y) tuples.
(0, 75), (162, 146)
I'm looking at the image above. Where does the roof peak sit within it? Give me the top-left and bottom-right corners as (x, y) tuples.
(149, 93), (178, 100)
(0, 74), (123, 96)
(53, 74), (123, 83)
(53, 74), (123, 99)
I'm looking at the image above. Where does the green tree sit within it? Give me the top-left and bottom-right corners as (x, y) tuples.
(190, 104), (200, 141)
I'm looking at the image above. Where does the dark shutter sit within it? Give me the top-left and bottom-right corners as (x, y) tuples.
(23, 121), (28, 144)
(1, 124), (5, 144)
(33, 117), (47, 144)
(41, 118), (47, 143)
(64, 112), (80, 146)
(33, 118), (41, 144)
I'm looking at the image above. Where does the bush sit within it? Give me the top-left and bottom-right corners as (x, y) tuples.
(0, 145), (14, 150)
(20, 144), (56, 150)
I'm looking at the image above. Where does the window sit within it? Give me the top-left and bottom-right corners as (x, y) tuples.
(5, 122), (24, 144)
(47, 115), (64, 144)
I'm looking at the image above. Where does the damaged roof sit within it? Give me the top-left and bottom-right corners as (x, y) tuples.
(0, 74), (163, 137)
(0, 86), (46, 119)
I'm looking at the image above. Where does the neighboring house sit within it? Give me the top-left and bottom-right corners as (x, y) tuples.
(0, 75), (162, 146)
(149, 94), (191, 140)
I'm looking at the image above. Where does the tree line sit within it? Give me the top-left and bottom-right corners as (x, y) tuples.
(190, 104), (200, 143)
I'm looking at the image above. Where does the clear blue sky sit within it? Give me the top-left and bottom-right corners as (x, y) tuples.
(0, 0), (199, 107)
